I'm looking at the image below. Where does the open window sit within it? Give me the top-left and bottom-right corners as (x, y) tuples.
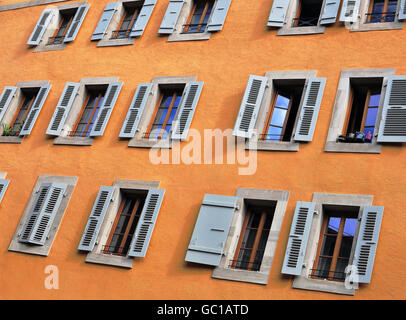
(77, 180), (165, 268)
(0, 173), (10, 204)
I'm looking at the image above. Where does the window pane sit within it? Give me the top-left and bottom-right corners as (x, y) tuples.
(236, 249), (252, 269)
(247, 211), (261, 229)
(270, 107), (287, 127)
(369, 94), (380, 107)
(274, 94), (290, 108)
(343, 218), (357, 237)
(327, 217), (341, 234)
(365, 107), (378, 127)
(315, 256), (332, 279)
(266, 126), (282, 141)
(334, 258), (349, 281)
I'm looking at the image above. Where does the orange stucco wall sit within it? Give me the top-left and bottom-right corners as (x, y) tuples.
(0, 0), (405, 299)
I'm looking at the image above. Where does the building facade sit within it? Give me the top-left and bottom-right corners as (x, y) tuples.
(0, 0), (405, 299)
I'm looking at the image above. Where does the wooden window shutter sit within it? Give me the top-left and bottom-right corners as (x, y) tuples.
(127, 189), (165, 258)
(158, 0), (185, 34)
(119, 83), (152, 138)
(78, 186), (115, 252)
(27, 9), (55, 46)
(46, 82), (80, 136)
(339, 0), (361, 22)
(281, 201), (315, 276)
(91, 2), (118, 41)
(352, 206), (384, 284)
(207, 0), (232, 32)
(319, 0), (341, 25)
(0, 179), (10, 204)
(171, 81), (204, 141)
(90, 82), (123, 137)
(232, 75), (267, 138)
(377, 76), (406, 143)
(399, 0), (406, 20)
(130, 0), (157, 37)
(0, 86), (18, 123)
(64, 4), (91, 43)
(185, 194), (238, 267)
(19, 84), (52, 136)
(267, 0), (290, 27)
(293, 77), (326, 142)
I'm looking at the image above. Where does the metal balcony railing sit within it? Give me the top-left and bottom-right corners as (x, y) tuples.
(47, 35), (64, 45)
(229, 259), (261, 272)
(110, 28), (132, 40)
(292, 16), (319, 27)
(310, 269), (346, 281)
(102, 245), (127, 256)
(182, 23), (208, 34)
(365, 12), (396, 23)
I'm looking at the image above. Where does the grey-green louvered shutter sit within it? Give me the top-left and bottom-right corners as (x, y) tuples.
(377, 76), (406, 143)
(0, 179), (10, 204)
(46, 82), (80, 136)
(91, 2), (118, 41)
(0, 86), (17, 123)
(128, 189), (165, 258)
(119, 83), (152, 138)
(352, 206), (383, 284)
(281, 201), (315, 276)
(20, 84), (51, 136)
(27, 9), (54, 46)
(399, 0), (406, 20)
(185, 194), (238, 266)
(339, 0), (360, 22)
(130, 0), (157, 37)
(90, 82), (123, 137)
(158, 0), (184, 34)
(27, 183), (67, 245)
(320, 0), (341, 24)
(294, 77), (326, 142)
(64, 4), (90, 43)
(78, 186), (115, 251)
(171, 81), (203, 141)
(207, 0), (232, 32)
(232, 75), (267, 138)
(267, 0), (289, 27)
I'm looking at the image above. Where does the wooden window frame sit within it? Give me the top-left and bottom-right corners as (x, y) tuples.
(111, 4), (141, 39)
(183, 0), (215, 34)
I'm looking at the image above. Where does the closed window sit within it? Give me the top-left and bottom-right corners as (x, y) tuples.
(183, 0), (215, 33)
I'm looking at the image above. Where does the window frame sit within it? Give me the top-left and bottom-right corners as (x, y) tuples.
(212, 188), (289, 285)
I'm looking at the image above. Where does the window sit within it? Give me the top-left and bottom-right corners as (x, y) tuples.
(293, 0), (324, 27)
(158, 0), (232, 42)
(0, 173), (10, 204)
(8, 175), (77, 257)
(46, 78), (123, 146)
(78, 180), (165, 269)
(367, 0), (398, 23)
(231, 204), (275, 272)
(92, 1), (156, 47)
(119, 76), (203, 148)
(182, 0), (215, 33)
(281, 194), (384, 295)
(27, 3), (90, 52)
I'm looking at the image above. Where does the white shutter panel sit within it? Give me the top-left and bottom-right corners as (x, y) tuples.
(78, 186), (115, 252)
(399, 0), (406, 20)
(339, 0), (361, 22)
(64, 4), (90, 43)
(46, 82), (80, 136)
(171, 81), (203, 140)
(130, 0), (157, 37)
(207, 0), (232, 32)
(91, 2), (118, 41)
(267, 0), (290, 27)
(232, 75), (267, 138)
(294, 77), (326, 142)
(19, 84), (51, 136)
(158, 0), (184, 34)
(320, 0), (341, 25)
(377, 76), (406, 143)
(281, 202), (315, 276)
(127, 189), (165, 258)
(27, 9), (55, 46)
(0, 86), (17, 123)
(352, 206), (384, 284)
(0, 179), (10, 204)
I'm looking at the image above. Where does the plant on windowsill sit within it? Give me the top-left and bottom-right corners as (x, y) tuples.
(1, 122), (22, 137)
(337, 131), (372, 144)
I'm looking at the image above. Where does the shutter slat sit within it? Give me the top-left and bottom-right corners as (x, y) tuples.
(158, 0), (184, 34)
(339, 0), (361, 22)
(207, 0), (232, 32)
(185, 194), (238, 267)
(377, 76), (406, 143)
(0, 179), (10, 204)
(119, 83), (152, 138)
(267, 0), (289, 27)
(320, 0), (341, 24)
(91, 2), (118, 41)
(64, 4), (90, 43)
(127, 189), (165, 258)
(46, 82), (80, 136)
(20, 84), (51, 136)
(27, 9), (55, 46)
(0, 86), (18, 123)
(130, 0), (157, 37)
(294, 77), (326, 142)
(352, 206), (384, 284)
(90, 82), (123, 137)
(78, 186), (115, 252)
(281, 201), (315, 276)
(171, 81), (203, 140)
(232, 75), (267, 138)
